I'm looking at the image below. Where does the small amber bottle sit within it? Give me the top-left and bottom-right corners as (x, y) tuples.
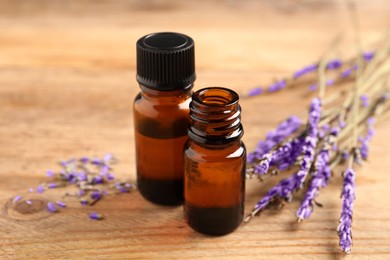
(184, 87), (246, 235)
(134, 32), (195, 205)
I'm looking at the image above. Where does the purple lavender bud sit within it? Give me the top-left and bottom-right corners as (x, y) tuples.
(78, 190), (86, 197)
(254, 154), (271, 175)
(100, 165), (109, 176)
(341, 68), (353, 78)
(360, 95), (369, 107)
(77, 171), (87, 181)
(89, 212), (103, 220)
(93, 175), (104, 184)
(103, 153), (113, 163)
(326, 79), (334, 86)
(103, 190), (109, 195)
(13, 195), (22, 204)
(36, 185), (45, 194)
(90, 191), (102, 200)
(363, 51), (374, 62)
(326, 59), (342, 70)
(48, 183), (58, 189)
(293, 64), (318, 79)
(80, 199), (88, 206)
(26, 200), (32, 205)
(339, 120), (346, 129)
(367, 117), (375, 126)
(47, 202), (57, 213)
(107, 173), (115, 181)
(248, 87), (263, 96)
(79, 157), (89, 163)
(338, 167), (356, 254)
(46, 170), (55, 177)
(91, 157), (102, 165)
(322, 124), (330, 132)
(56, 201), (66, 208)
(28, 188), (34, 193)
(342, 151), (349, 160)
(353, 65), (358, 70)
(309, 84), (317, 92)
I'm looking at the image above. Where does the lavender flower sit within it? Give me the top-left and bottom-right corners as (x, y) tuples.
(13, 195), (22, 204)
(91, 157), (102, 165)
(47, 202), (57, 213)
(253, 154), (272, 175)
(48, 183), (58, 189)
(90, 191), (102, 200)
(359, 117), (375, 160)
(26, 200), (32, 205)
(341, 68), (353, 78)
(247, 116), (302, 163)
(107, 173), (115, 181)
(79, 157), (89, 163)
(326, 59), (342, 70)
(360, 95), (369, 107)
(80, 199), (88, 206)
(268, 80), (287, 92)
(247, 172), (303, 220)
(338, 167), (356, 254)
(36, 185), (45, 194)
(296, 127), (338, 221)
(293, 64), (318, 79)
(56, 201), (66, 208)
(309, 84), (317, 92)
(363, 51), (374, 62)
(28, 188), (34, 193)
(248, 87), (263, 96)
(46, 170), (55, 177)
(89, 212), (103, 220)
(294, 98), (321, 188)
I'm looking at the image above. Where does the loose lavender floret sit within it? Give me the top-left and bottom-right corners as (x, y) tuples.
(294, 64), (318, 79)
(268, 80), (287, 92)
(248, 87), (263, 96)
(36, 185), (45, 194)
(338, 167), (356, 254)
(46, 170), (55, 177)
(28, 188), (34, 193)
(56, 201), (66, 208)
(26, 200), (32, 205)
(89, 212), (103, 220)
(47, 202), (57, 213)
(48, 183), (58, 189)
(309, 84), (317, 92)
(13, 195), (22, 204)
(341, 68), (353, 78)
(90, 191), (102, 200)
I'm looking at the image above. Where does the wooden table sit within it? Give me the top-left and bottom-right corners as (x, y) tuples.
(1, 0), (390, 258)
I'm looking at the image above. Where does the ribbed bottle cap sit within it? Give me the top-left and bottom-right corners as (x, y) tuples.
(136, 32), (196, 90)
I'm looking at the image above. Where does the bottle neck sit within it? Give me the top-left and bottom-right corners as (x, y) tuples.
(188, 87), (243, 145)
(139, 84), (193, 104)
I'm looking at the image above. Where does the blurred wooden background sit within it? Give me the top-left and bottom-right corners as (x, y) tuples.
(1, 0), (390, 259)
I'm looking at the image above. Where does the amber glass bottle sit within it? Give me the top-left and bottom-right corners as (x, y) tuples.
(134, 32), (195, 205)
(184, 87), (246, 235)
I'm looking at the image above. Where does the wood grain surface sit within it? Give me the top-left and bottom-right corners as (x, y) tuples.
(1, 0), (390, 259)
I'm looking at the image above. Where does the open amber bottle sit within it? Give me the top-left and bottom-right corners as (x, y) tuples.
(134, 32), (195, 205)
(184, 87), (246, 235)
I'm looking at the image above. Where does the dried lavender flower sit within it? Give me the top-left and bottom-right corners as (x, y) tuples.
(89, 212), (103, 220)
(248, 87), (263, 96)
(13, 195), (22, 204)
(338, 167), (356, 254)
(36, 185), (45, 194)
(56, 201), (66, 208)
(46, 170), (55, 177)
(47, 202), (57, 213)
(26, 200), (32, 205)
(360, 95), (369, 107)
(48, 183), (58, 189)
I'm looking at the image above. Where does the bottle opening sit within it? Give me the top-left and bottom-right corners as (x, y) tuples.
(195, 87), (239, 107)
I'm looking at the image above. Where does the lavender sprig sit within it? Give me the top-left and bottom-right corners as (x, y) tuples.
(296, 128), (339, 221)
(247, 116), (302, 163)
(338, 167), (356, 254)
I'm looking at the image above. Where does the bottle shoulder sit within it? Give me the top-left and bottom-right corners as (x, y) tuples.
(185, 141), (246, 162)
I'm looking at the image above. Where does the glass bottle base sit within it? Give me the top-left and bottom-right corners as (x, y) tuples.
(184, 203), (244, 236)
(137, 176), (183, 206)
